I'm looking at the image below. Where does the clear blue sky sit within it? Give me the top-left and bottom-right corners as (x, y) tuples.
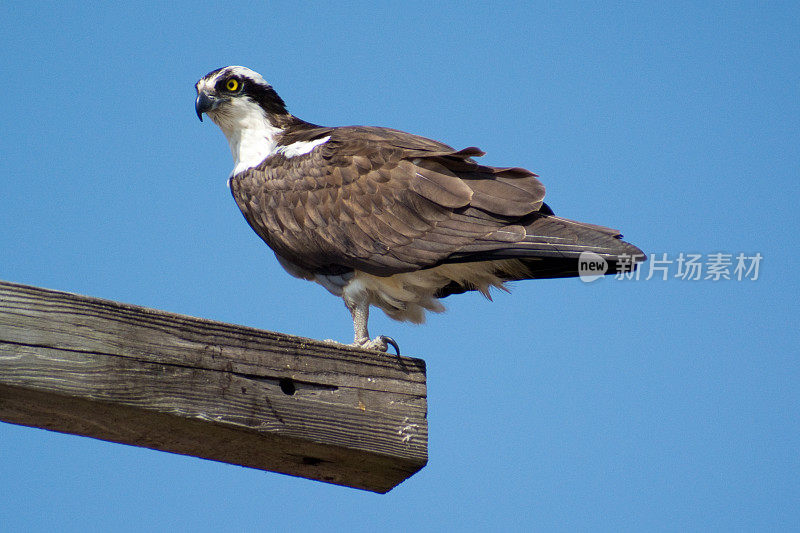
(1, 1), (798, 531)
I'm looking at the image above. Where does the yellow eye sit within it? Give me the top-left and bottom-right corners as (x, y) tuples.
(226, 78), (239, 91)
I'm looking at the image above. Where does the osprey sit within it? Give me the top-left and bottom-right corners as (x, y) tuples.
(195, 66), (645, 353)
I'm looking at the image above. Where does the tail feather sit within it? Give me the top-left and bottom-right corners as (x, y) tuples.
(444, 213), (646, 279)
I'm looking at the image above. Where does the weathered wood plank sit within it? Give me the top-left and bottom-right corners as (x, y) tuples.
(0, 280), (427, 493)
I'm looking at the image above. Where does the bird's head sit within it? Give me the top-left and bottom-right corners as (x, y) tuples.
(195, 66), (291, 130)
(196, 66), (299, 174)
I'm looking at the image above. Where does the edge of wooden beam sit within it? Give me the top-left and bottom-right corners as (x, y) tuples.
(0, 280), (428, 493)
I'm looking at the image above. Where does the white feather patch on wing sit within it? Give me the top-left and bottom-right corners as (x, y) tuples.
(276, 136), (331, 158)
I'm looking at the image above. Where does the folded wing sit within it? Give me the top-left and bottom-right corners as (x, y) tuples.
(229, 125), (644, 280)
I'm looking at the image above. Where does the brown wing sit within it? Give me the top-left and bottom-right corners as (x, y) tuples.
(228, 125), (547, 276)
(229, 125), (640, 278)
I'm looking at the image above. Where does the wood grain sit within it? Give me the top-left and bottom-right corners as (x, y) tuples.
(0, 280), (427, 493)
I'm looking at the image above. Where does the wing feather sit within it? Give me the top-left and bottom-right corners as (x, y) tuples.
(229, 125), (642, 278)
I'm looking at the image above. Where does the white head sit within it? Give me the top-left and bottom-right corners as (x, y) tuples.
(195, 66), (291, 175)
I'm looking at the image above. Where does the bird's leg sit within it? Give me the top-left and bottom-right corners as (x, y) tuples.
(349, 298), (371, 345)
(343, 287), (400, 354)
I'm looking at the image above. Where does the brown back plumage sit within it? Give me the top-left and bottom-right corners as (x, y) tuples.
(229, 124), (644, 284)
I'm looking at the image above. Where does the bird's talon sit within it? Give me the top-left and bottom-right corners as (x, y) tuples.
(380, 336), (400, 355)
(349, 335), (400, 354)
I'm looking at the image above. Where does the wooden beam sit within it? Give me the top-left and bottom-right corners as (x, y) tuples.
(0, 280), (427, 493)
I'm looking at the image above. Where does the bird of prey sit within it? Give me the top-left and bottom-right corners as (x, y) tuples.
(195, 66), (645, 353)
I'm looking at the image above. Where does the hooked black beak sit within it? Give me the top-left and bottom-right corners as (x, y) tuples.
(195, 91), (219, 121)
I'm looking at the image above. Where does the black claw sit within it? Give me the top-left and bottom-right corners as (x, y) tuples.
(380, 336), (400, 356)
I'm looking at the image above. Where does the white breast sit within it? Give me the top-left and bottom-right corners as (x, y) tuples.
(208, 97), (283, 176)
